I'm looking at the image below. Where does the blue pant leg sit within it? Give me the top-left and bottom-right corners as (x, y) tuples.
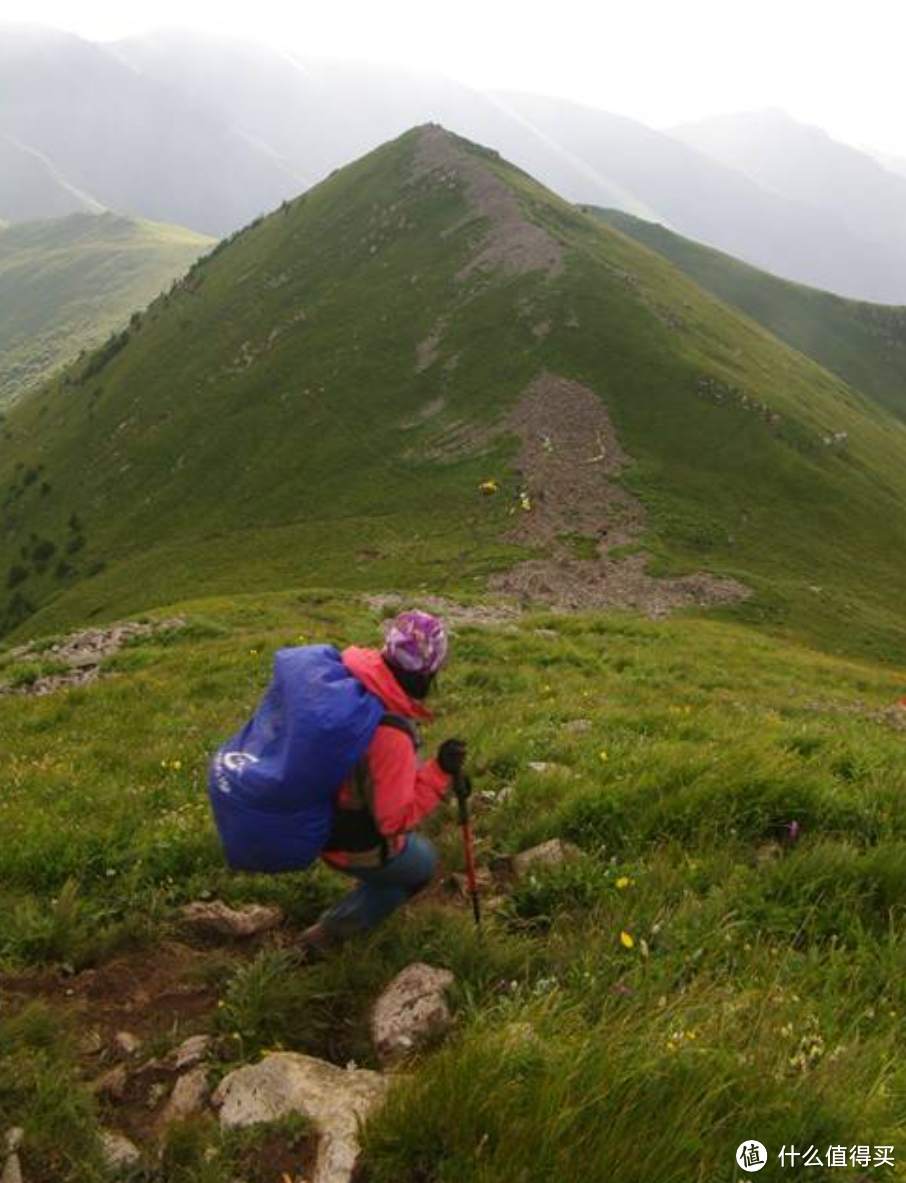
(319, 834), (437, 938)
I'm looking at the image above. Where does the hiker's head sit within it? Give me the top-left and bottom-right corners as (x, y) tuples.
(382, 610), (448, 700)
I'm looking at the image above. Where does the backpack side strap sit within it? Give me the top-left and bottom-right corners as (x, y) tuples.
(322, 713), (420, 858)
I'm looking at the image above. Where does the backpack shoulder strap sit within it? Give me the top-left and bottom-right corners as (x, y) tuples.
(378, 712), (420, 750)
(323, 712), (420, 861)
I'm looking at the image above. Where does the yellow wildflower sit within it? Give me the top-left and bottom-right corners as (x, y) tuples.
(598, 749), (609, 763)
(620, 931), (635, 950)
(615, 876), (630, 890)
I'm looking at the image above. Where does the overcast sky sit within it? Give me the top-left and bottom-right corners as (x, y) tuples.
(2, 0), (905, 156)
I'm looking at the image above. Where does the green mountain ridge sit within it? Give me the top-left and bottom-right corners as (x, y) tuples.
(0, 211), (212, 407)
(3, 125), (906, 664)
(590, 207), (906, 422)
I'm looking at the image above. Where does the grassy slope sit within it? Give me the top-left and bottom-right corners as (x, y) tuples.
(2, 591), (906, 1179)
(592, 207), (906, 422)
(3, 129), (906, 663)
(0, 211), (212, 407)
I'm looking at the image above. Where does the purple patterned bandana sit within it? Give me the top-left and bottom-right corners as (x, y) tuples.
(382, 610), (449, 675)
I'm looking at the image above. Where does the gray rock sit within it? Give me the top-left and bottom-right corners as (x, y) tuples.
(146, 1081), (169, 1109)
(213, 1053), (388, 1183)
(1, 1154), (22, 1183)
(564, 718), (593, 733)
(100, 1130), (141, 1169)
(447, 869), (493, 905)
(114, 1031), (142, 1056)
(513, 838), (580, 878)
(91, 1063), (129, 1101)
(181, 900), (283, 937)
(161, 1067), (210, 1126)
(370, 963), (455, 1067)
(172, 1033), (212, 1071)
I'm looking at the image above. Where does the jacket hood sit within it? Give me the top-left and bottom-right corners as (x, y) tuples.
(342, 646), (433, 720)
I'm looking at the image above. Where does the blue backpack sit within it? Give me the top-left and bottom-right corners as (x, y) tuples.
(208, 644), (386, 873)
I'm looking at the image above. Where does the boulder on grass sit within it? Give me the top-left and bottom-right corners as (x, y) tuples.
(172, 1033), (212, 1070)
(181, 900), (283, 937)
(213, 1053), (387, 1183)
(1, 1152), (23, 1183)
(91, 1063), (129, 1101)
(113, 1030), (142, 1056)
(512, 838), (580, 879)
(370, 963), (455, 1067)
(100, 1131), (141, 1169)
(160, 1067), (210, 1126)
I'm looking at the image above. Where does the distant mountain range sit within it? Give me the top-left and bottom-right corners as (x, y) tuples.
(0, 211), (211, 407)
(3, 26), (906, 302)
(672, 109), (906, 262)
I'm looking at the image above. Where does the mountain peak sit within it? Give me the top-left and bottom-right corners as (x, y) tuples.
(411, 123), (564, 280)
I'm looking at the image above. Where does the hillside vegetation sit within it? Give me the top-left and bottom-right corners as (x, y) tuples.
(3, 125), (906, 1183)
(593, 208), (906, 422)
(3, 127), (906, 664)
(0, 212), (212, 407)
(1, 591), (906, 1179)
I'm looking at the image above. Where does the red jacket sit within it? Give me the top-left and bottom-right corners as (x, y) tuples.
(322, 647), (451, 868)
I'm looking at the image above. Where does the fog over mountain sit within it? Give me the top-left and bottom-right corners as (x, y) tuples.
(0, 26), (304, 235)
(3, 25), (906, 301)
(672, 110), (906, 256)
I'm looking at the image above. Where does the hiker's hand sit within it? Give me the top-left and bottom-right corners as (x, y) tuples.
(438, 738), (467, 776)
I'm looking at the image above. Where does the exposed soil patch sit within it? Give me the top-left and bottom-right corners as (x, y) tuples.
(403, 414), (498, 462)
(400, 395), (446, 429)
(1, 942), (224, 1049)
(806, 699), (906, 732)
(412, 124), (564, 282)
(494, 550), (748, 616)
(1, 941), (233, 1149)
(364, 592), (521, 627)
(415, 317), (448, 373)
(487, 373), (749, 616)
(0, 618), (185, 696)
(496, 371), (642, 549)
(236, 1128), (317, 1182)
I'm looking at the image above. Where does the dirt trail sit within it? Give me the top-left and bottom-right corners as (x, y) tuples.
(487, 373), (748, 615)
(2, 942), (226, 1147)
(399, 371), (747, 616)
(488, 373), (748, 614)
(412, 124), (564, 283)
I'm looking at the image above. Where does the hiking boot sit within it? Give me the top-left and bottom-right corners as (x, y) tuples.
(292, 921), (344, 964)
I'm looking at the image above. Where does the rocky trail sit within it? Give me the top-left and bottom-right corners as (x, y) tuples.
(407, 370), (750, 616)
(0, 829), (570, 1183)
(0, 619), (185, 696)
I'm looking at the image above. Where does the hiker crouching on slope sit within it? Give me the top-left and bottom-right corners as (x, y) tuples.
(298, 611), (467, 954)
